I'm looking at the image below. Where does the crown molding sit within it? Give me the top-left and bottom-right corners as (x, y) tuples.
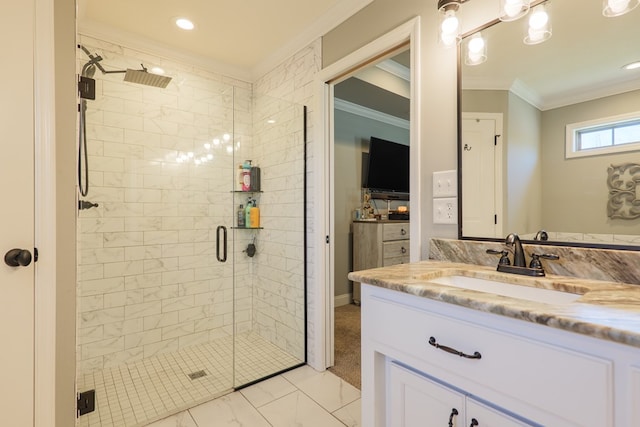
(79, 0), (373, 83)
(251, 0), (373, 80)
(335, 98), (410, 130)
(78, 19), (254, 83)
(375, 59), (410, 82)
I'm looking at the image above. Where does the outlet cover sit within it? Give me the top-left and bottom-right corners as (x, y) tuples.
(433, 197), (458, 224)
(432, 170), (457, 198)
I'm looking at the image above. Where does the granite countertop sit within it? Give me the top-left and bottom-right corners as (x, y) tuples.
(348, 260), (640, 348)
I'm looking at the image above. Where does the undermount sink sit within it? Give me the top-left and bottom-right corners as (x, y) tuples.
(429, 275), (581, 305)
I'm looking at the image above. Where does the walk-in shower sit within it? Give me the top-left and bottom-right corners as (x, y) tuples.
(75, 38), (307, 427)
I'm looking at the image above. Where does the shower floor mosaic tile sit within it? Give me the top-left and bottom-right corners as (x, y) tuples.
(77, 331), (303, 427)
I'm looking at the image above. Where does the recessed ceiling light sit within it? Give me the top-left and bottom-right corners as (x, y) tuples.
(623, 61), (640, 70)
(175, 18), (195, 30)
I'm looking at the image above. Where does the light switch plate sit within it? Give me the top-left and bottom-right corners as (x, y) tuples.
(433, 197), (457, 224)
(432, 170), (457, 198)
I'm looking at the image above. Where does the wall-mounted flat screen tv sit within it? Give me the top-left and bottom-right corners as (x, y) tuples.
(363, 136), (409, 200)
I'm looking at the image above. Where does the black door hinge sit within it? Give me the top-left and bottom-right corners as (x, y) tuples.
(77, 390), (96, 417)
(325, 235), (330, 244)
(494, 135), (500, 146)
(494, 214), (498, 225)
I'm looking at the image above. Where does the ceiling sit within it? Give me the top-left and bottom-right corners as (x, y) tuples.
(77, 0), (372, 79)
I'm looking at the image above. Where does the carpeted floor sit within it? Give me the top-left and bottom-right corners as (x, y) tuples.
(328, 303), (361, 389)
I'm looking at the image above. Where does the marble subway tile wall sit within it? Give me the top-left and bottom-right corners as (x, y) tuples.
(77, 35), (254, 373)
(252, 40), (321, 361)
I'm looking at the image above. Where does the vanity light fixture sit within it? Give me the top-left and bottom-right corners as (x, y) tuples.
(524, 3), (552, 45)
(603, 0), (639, 16)
(465, 32), (487, 65)
(499, 0), (531, 21)
(438, 0), (470, 47)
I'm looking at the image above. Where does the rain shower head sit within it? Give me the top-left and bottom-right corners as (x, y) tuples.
(124, 68), (172, 88)
(79, 45), (172, 88)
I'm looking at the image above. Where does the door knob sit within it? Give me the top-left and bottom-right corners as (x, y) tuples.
(4, 249), (32, 267)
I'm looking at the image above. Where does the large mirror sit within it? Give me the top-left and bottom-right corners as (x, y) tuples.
(459, 0), (640, 248)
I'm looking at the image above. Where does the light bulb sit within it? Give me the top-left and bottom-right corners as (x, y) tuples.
(468, 36), (485, 53)
(608, 0), (631, 13)
(441, 12), (459, 35)
(213, 138), (220, 146)
(529, 9), (549, 29)
(504, 0), (524, 18)
(204, 143), (211, 150)
(207, 153), (213, 160)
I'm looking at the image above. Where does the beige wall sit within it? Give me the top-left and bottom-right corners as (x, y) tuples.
(507, 92), (542, 234)
(54, 0), (77, 424)
(541, 89), (640, 234)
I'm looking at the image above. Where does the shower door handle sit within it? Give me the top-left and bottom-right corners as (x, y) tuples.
(216, 226), (227, 262)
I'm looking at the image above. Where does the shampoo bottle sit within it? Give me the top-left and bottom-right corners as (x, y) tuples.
(237, 204), (245, 228)
(249, 199), (260, 228)
(241, 160), (252, 191)
(245, 198), (252, 227)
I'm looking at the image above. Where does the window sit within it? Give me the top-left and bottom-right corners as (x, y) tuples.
(566, 112), (640, 159)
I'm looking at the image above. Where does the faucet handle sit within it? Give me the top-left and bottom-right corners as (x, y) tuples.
(529, 253), (560, 269)
(486, 249), (511, 265)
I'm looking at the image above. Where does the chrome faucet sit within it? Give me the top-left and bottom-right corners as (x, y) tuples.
(505, 233), (526, 267)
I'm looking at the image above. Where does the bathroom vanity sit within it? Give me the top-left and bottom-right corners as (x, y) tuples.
(349, 262), (640, 426)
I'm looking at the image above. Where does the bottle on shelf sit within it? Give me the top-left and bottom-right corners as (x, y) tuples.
(249, 199), (260, 228)
(245, 197), (252, 227)
(237, 204), (245, 228)
(241, 160), (252, 191)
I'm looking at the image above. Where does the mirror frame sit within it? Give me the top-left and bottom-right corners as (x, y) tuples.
(455, 14), (640, 252)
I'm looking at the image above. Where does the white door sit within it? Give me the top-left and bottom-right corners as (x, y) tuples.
(461, 116), (500, 238)
(0, 0), (36, 425)
(389, 363), (466, 426)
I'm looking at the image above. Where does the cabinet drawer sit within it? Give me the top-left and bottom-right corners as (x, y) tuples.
(382, 223), (410, 241)
(383, 240), (410, 261)
(365, 294), (613, 427)
(382, 255), (410, 267)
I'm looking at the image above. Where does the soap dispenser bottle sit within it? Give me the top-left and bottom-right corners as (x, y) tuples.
(249, 199), (260, 228)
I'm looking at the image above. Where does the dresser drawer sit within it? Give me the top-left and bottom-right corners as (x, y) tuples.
(382, 223), (410, 241)
(365, 293), (613, 426)
(382, 255), (410, 267)
(382, 240), (410, 261)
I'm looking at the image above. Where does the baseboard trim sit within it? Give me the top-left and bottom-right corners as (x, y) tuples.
(335, 293), (352, 307)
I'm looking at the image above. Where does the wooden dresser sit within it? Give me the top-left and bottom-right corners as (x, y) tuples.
(352, 220), (410, 304)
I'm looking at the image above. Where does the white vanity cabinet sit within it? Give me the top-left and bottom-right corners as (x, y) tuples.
(389, 362), (528, 426)
(361, 284), (639, 427)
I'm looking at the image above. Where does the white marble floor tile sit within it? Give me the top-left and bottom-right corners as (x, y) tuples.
(258, 390), (346, 427)
(240, 374), (298, 408)
(144, 411), (198, 427)
(332, 398), (362, 427)
(282, 365), (361, 412)
(188, 392), (271, 427)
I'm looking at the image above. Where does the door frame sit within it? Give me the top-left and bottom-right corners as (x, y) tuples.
(34, 0), (58, 425)
(312, 17), (421, 369)
(461, 112), (503, 238)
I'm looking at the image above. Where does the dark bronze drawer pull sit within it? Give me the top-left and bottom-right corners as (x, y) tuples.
(429, 336), (482, 359)
(448, 408), (459, 427)
(470, 418), (479, 426)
